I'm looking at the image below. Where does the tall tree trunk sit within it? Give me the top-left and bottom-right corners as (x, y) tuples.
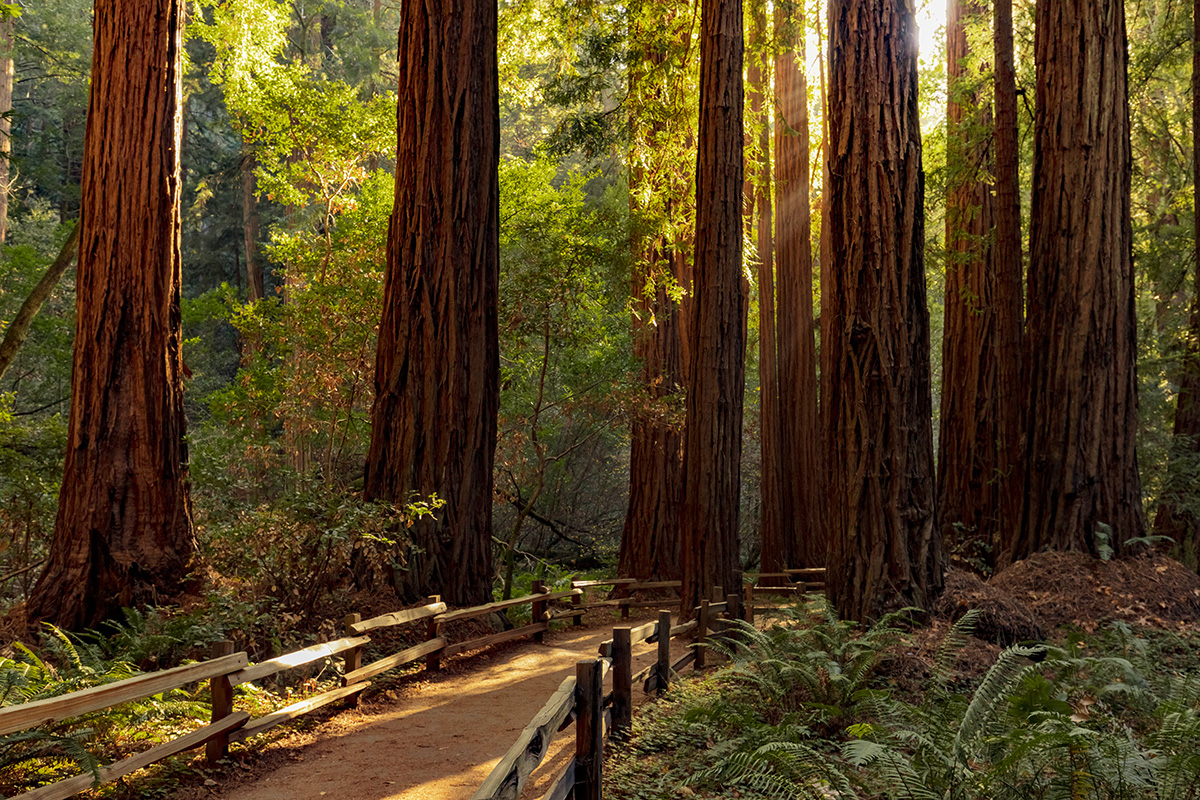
(0, 15), (14, 243)
(241, 146), (263, 303)
(1004, 0), (1145, 564)
(1153, 0), (1200, 560)
(27, 0), (196, 630)
(774, 0), (822, 570)
(620, 30), (686, 581)
(823, 0), (944, 622)
(749, 0), (783, 578)
(992, 0), (1025, 563)
(681, 0), (745, 615)
(365, 0), (499, 606)
(937, 0), (1011, 569)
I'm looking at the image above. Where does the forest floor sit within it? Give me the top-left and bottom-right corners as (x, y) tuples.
(165, 612), (685, 800)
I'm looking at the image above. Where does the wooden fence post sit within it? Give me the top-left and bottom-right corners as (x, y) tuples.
(695, 600), (710, 670)
(575, 660), (603, 800)
(342, 613), (362, 706)
(656, 611), (671, 694)
(613, 627), (632, 733)
(206, 640), (235, 765)
(531, 579), (547, 643)
(743, 583), (755, 626)
(426, 596), (443, 672)
(726, 593), (740, 625)
(571, 586), (584, 627)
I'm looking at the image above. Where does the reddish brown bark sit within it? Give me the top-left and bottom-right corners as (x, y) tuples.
(680, 0), (745, 615)
(773, 0), (822, 571)
(748, 0), (783, 577)
(1005, 0), (1145, 564)
(937, 0), (1021, 570)
(823, 0), (944, 622)
(365, 0), (499, 606)
(992, 0), (1024, 556)
(1152, 0), (1200, 559)
(27, 0), (196, 630)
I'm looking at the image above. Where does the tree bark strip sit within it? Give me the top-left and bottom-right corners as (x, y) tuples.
(1005, 0), (1146, 564)
(937, 0), (1020, 569)
(680, 0), (745, 615)
(823, 0), (944, 622)
(773, 0), (822, 570)
(620, 7), (690, 582)
(27, 0), (196, 630)
(365, 0), (499, 606)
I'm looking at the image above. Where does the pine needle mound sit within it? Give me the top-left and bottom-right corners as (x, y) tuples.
(990, 551), (1200, 630)
(935, 569), (1045, 645)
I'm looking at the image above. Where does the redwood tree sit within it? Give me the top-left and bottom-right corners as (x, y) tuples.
(823, 0), (944, 622)
(365, 0), (499, 606)
(1004, 0), (1146, 564)
(619, 6), (691, 582)
(27, 0), (196, 630)
(936, 0), (1022, 567)
(1153, 0), (1200, 558)
(772, 0), (822, 570)
(680, 0), (745, 613)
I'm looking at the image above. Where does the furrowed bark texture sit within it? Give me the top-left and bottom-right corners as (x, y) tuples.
(27, 0), (196, 630)
(681, 0), (745, 615)
(365, 0), (499, 606)
(823, 0), (944, 622)
(749, 0), (784, 578)
(1152, 0), (1200, 558)
(620, 19), (689, 582)
(1006, 0), (1145, 564)
(773, 0), (822, 569)
(937, 0), (1021, 568)
(991, 0), (1025, 557)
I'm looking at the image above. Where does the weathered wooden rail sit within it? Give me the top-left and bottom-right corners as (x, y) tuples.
(2, 582), (580, 800)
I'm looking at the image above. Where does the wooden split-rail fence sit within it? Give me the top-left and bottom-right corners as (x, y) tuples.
(1, 569), (825, 800)
(473, 567), (828, 800)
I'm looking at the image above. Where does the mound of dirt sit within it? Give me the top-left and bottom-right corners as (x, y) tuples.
(989, 551), (1200, 630)
(935, 569), (1046, 645)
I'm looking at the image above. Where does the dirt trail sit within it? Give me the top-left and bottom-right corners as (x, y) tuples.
(199, 621), (683, 800)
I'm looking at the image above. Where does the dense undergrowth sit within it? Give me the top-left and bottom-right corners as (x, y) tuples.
(608, 600), (1200, 800)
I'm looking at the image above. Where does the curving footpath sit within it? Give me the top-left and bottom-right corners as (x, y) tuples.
(198, 621), (684, 800)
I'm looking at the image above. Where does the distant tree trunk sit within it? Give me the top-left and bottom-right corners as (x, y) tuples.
(241, 146), (263, 303)
(620, 31), (686, 582)
(0, 224), (80, 383)
(365, 0), (499, 606)
(1152, 0), (1200, 561)
(749, 0), (783, 578)
(937, 0), (1019, 571)
(991, 0), (1025, 561)
(27, 0), (196, 631)
(1004, 0), (1145, 564)
(823, 0), (944, 622)
(680, 0), (745, 615)
(773, 0), (822, 570)
(0, 15), (13, 243)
